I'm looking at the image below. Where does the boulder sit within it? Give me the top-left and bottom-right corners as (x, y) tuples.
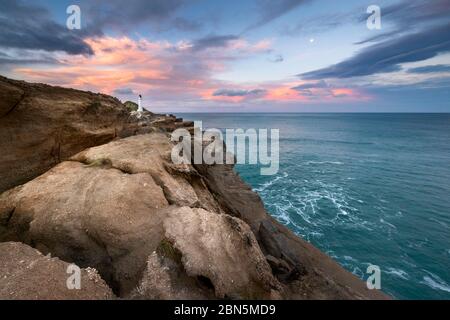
(163, 207), (281, 299)
(0, 160), (169, 295)
(129, 251), (214, 300)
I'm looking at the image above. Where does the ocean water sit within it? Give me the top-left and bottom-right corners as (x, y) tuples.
(179, 113), (450, 300)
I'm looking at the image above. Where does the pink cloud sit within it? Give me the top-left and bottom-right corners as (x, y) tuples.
(12, 35), (369, 109)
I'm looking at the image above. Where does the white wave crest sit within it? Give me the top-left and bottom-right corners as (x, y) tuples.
(385, 267), (410, 280)
(421, 272), (450, 293)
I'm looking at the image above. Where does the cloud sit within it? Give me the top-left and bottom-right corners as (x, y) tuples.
(0, 50), (59, 66)
(213, 88), (267, 97)
(0, 0), (95, 55)
(260, 81), (367, 102)
(281, 10), (360, 37)
(372, 0), (450, 26)
(85, 0), (199, 33)
(172, 17), (203, 32)
(269, 55), (284, 63)
(356, 0), (450, 45)
(279, 0), (449, 42)
(245, 0), (310, 31)
(288, 80), (360, 100)
(186, 35), (272, 55)
(12, 33), (369, 110)
(407, 64), (450, 74)
(300, 23), (450, 79)
(353, 30), (401, 46)
(12, 34), (272, 106)
(191, 34), (240, 51)
(113, 87), (135, 95)
(291, 80), (329, 90)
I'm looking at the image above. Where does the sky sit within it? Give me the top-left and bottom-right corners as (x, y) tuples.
(0, 0), (449, 112)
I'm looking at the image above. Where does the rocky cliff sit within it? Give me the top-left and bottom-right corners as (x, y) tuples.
(0, 76), (389, 300)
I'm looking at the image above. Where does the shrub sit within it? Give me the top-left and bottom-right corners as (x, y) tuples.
(123, 101), (138, 112)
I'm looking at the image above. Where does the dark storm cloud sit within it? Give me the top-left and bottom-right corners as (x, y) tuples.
(245, 0), (311, 31)
(407, 65), (450, 74)
(0, 0), (95, 55)
(191, 35), (240, 51)
(213, 88), (267, 97)
(300, 23), (450, 79)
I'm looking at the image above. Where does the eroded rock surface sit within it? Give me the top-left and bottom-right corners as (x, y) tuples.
(0, 133), (279, 298)
(0, 76), (192, 193)
(0, 76), (390, 300)
(71, 134), (201, 208)
(163, 207), (280, 299)
(0, 242), (113, 300)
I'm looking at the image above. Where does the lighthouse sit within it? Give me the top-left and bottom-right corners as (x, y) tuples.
(138, 94), (143, 112)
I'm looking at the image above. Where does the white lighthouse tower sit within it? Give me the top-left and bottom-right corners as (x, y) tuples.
(138, 94), (143, 112)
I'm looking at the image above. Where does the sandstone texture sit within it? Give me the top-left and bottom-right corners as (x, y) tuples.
(0, 76), (390, 300)
(0, 242), (113, 300)
(0, 75), (190, 193)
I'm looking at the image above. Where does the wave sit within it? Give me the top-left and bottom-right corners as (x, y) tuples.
(385, 267), (410, 280)
(261, 179), (377, 234)
(421, 271), (450, 293)
(280, 137), (374, 145)
(379, 218), (397, 230)
(429, 217), (449, 229)
(253, 172), (288, 193)
(305, 161), (344, 165)
(343, 255), (359, 263)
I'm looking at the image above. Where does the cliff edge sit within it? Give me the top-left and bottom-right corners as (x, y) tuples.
(0, 76), (389, 300)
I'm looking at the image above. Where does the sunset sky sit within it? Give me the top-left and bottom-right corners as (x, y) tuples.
(1, 0), (449, 112)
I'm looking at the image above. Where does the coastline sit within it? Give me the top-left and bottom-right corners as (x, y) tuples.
(0, 75), (390, 300)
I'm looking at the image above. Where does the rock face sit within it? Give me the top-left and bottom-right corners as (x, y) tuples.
(0, 76), (190, 193)
(0, 76), (390, 300)
(0, 242), (113, 300)
(163, 207), (280, 299)
(0, 133), (279, 298)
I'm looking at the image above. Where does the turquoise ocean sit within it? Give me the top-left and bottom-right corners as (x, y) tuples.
(180, 113), (450, 299)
